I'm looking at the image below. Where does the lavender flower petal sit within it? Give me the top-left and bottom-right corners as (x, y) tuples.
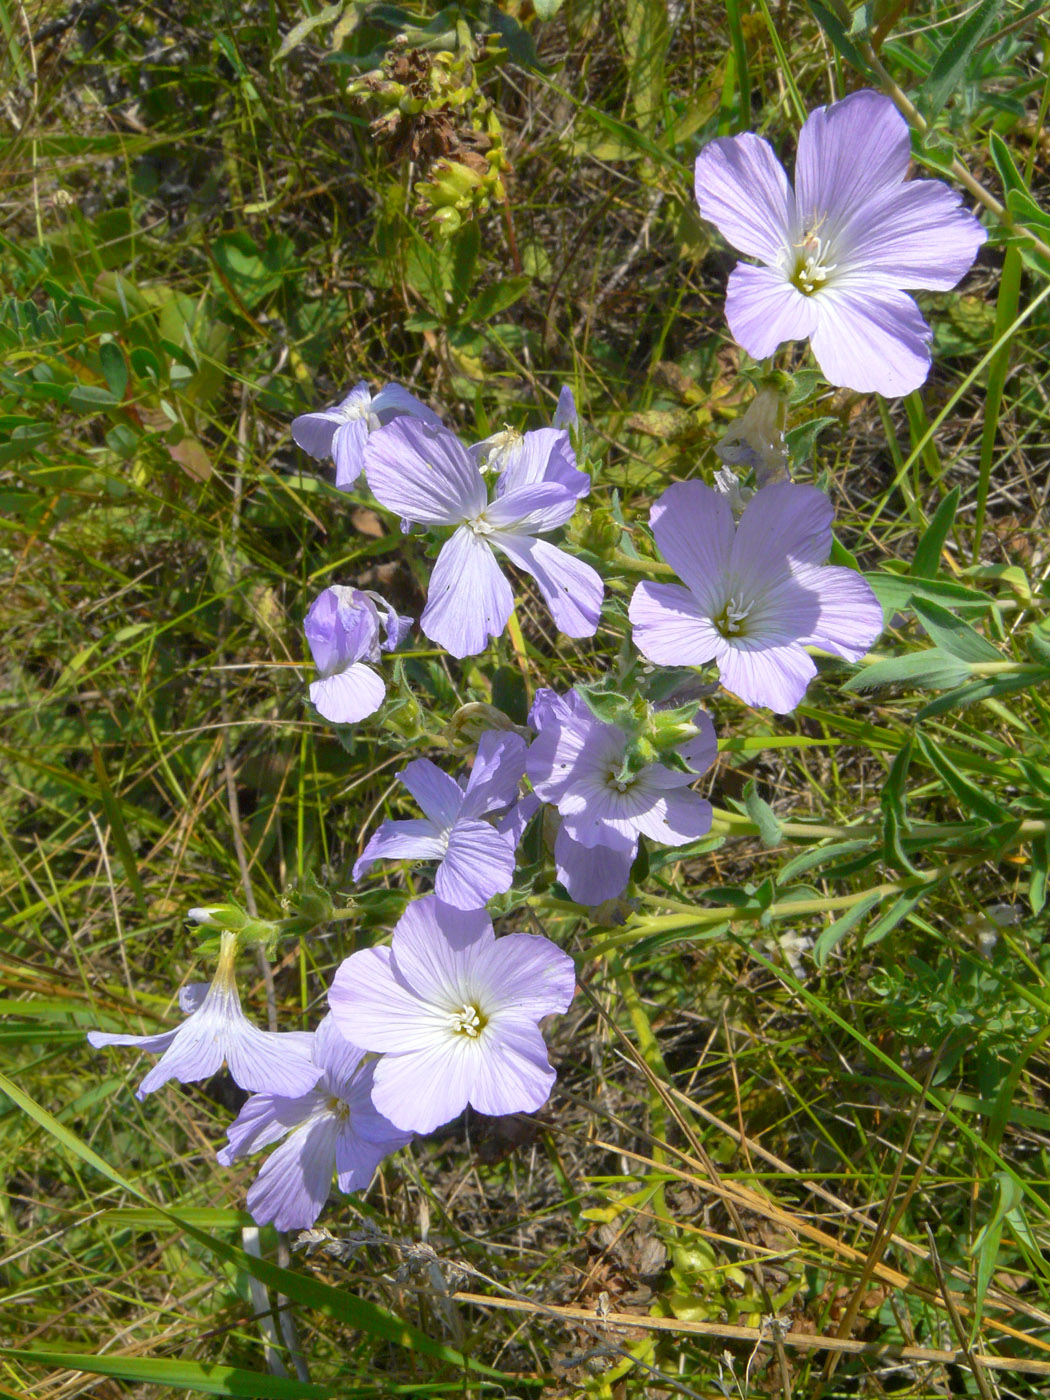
(435, 819), (517, 908)
(245, 1114), (344, 1230)
(331, 416), (371, 489)
(790, 562), (885, 660)
(490, 533), (603, 638)
(398, 758), (465, 829)
(309, 664), (386, 724)
(291, 383), (371, 459)
(629, 581), (723, 667)
(725, 262), (820, 360)
(365, 418), (486, 526)
(808, 284), (933, 396)
(649, 482), (734, 615)
(420, 526), (513, 658)
(793, 90), (911, 227)
(554, 825), (634, 904)
(459, 731), (528, 821)
(694, 132), (795, 262)
(352, 819), (448, 881)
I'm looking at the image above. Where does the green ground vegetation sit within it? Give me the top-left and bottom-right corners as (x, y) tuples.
(3, 1), (1050, 1396)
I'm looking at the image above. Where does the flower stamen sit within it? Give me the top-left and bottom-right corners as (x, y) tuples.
(450, 1004), (485, 1038)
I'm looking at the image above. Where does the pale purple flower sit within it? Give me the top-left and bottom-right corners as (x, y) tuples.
(218, 1015), (412, 1231)
(553, 385), (578, 431)
(291, 381), (441, 488)
(363, 418), (603, 658)
(328, 896), (576, 1134)
(87, 932), (321, 1100)
(304, 586), (410, 725)
(629, 480), (883, 713)
(354, 731), (526, 909)
(526, 689), (717, 904)
(693, 90), (986, 395)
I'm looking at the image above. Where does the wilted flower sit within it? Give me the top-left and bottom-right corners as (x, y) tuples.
(218, 1015), (412, 1231)
(304, 586), (411, 725)
(328, 896), (576, 1134)
(363, 418), (602, 658)
(353, 731), (527, 909)
(87, 932), (321, 1100)
(292, 381), (441, 488)
(693, 90), (986, 395)
(526, 689), (717, 905)
(629, 480), (883, 713)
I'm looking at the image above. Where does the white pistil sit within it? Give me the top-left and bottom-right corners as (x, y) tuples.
(451, 1005), (482, 1038)
(468, 513), (494, 537)
(791, 227), (837, 295)
(722, 595), (752, 636)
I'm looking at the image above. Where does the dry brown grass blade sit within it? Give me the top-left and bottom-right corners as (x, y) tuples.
(451, 1290), (1050, 1379)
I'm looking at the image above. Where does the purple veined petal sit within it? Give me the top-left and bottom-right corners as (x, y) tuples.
(87, 1025), (178, 1054)
(420, 527), (514, 658)
(730, 482), (834, 580)
(369, 1036), (477, 1134)
(838, 177), (986, 291)
(334, 1128), (400, 1195)
(694, 131), (796, 264)
(371, 382), (443, 428)
(312, 1013), (368, 1092)
(364, 418), (485, 526)
(333, 1058), (413, 1149)
(790, 562), (884, 660)
(461, 1019), (556, 1119)
(490, 533), (603, 638)
(331, 416), (371, 489)
(621, 782), (713, 846)
(552, 385), (578, 431)
(527, 687), (576, 734)
(246, 1112), (343, 1231)
(388, 896), (494, 1002)
(460, 731), (528, 821)
(794, 91), (911, 235)
(498, 792), (540, 847)
(717, 636), (817, 713)
(369, 593), (413, 653)
(291, 383), (371, 459)
(290, 409), (346, 459)
(134, 1018), (228, 1098)
(648, 481), (734, 616)
(497, 428), (588, 500)
(629, 580), (723, 667)
(304, 587), (379, 674)
(470, 932), (576, 1020)
(329, 944), (451, 1055)
(224, 1021), (326, 1097)
(526, 704), (624, 803)
(554, 825), (634, 904)
(435, 819), (517, 909)
(218, 1088), (326, 1165)
(485, 481), (579, 535)
(724, 262), (821, 360)
(352, 818), (448, 881)
(398, 758), (464, 830)
(309, 664), (386, 725)
(808, 282), (932, 396)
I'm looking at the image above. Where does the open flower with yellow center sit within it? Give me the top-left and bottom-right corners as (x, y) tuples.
(328, 897), (576, 1135)
(693, 90), (986, 395)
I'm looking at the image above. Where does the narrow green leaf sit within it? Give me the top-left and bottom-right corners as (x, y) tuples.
(744, 780), (781, 848)
(865, 572), (992, 617)
(881, 738), (918, 874)
(913, 731), (1009, 824)
(99, 341), (128, 399)
(862, 882), (935, 946)
(920, 0), (1002, 120)
(842, 650), (971, 694)
(910, 486), (959, 578)
(1030, 830), (1049, 915)
(468, 275), (531, 322)
(911, 598), (1001, 663)
(0, 1348), (329, 1398)
(806, 1), (871, 74)
(989, 130), (1028, 198)
(90, 738), (148, 912)
(915, 667), (1049, 719)
(814, 891), (884, 967)
(275, 0), (343, 58)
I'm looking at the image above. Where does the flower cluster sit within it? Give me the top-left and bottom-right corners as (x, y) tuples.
(88, 88), (985, 1239)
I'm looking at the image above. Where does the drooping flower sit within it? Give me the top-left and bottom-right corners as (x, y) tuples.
(526, 689), (717, 905)
(629, 479), (883, 713)
(304, 586), (411, 725)
(87, 931), (322, 1100)
(353, 731), (527, 909)
(218, 1015), (413, 1231)
(328, 896), (576, 1135)
(693, 90), (986, 395)
(363, 417), (603, 658)
(291, 381), (442, 489)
